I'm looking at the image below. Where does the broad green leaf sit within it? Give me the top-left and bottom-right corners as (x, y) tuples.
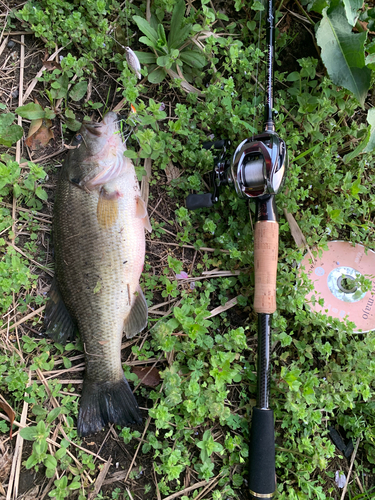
(148, 67), (167, 84)
(0, 112), (16, 129)
(343, 108), (375, 162)
(134, 51), (157, 64)
(45, 468), (55, 479)
(65, 108), (75, 120)
(365, 53), (375, 70)
(123, 150), (138, 159)
(46, 407), (62, 423)
(66, 118), (82, 131)
(25, 454), (38, 469)
(44, 454), (57, 470)
(169, 24), (192, 50)
(32, 405), (47, 416)
(343, 132), (369, 163)
(69, 81), (88, 101)
(179, 51), (206, 69)
(307, 0), (329, 14)
(35, 186), (48, 201)
(44, 108), (56, 120)
(0, 124), (23, 147)
(286, 71), (300, 82)
(157, 23), (167, 46)
(168, 0), (185, 48)
(16, 103), (45, 120)
(20, 426), (38, 441)
(133, 16), (158, 46)
(139, 36), (158, 49)
(55, 448), (66, 460)
(363, 108), (375, 153)
(343, 0), (362, 26)
(68, 481), (81, 491)
(157, 55), (170, 67)
(316, 1), (371, 108)
(251, 0), (265, 10)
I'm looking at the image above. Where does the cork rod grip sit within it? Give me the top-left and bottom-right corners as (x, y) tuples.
(253, 221), (279, 314)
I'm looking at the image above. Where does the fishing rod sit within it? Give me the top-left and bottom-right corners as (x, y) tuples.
(186, 0), (288, 496)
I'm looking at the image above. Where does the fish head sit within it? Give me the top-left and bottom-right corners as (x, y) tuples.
(65, 112), (127, 190)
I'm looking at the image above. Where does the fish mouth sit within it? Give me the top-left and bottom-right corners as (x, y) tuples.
(83, 122), (103, 137)
(82, 113), (118, 137)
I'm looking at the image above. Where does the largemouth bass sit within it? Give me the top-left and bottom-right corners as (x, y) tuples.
(45, 112), (151, 436)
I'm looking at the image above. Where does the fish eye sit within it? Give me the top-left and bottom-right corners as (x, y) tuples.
(75, 133), (83, 142)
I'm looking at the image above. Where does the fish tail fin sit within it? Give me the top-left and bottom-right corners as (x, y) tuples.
(77, 375), (142, 437)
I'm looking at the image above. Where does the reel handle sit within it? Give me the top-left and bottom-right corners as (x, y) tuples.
(248, 408), (276, 498)
(186, 193), (214, 210)
(202, 139), (226, 150)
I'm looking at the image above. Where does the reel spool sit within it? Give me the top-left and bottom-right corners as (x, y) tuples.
(231, 132), (288, 199)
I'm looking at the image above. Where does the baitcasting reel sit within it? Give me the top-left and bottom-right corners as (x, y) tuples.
(186, 131), (288, 209)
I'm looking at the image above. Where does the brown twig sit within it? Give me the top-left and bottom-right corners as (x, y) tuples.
(88, 458), (112, 500)
(6, 370), (31, 500)
(162, 479), (213, 500)
(0, 305), (46, 335)
(340, 437), (361, 500)
(124, 416), (151, 482)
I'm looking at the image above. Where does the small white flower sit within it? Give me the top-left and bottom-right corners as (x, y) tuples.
(125, 47), (141, 79)
(335, 470), (346, 488)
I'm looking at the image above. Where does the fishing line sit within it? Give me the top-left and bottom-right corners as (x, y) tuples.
(252, 9), (263, 141)
(125, 0), (130, 45)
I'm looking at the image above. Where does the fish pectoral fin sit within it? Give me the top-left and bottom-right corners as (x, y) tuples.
(97, 188), (119, 229)
(44, 277), (76, 344)
(135, 196), (152, 233)
(123, 285), (148, 338)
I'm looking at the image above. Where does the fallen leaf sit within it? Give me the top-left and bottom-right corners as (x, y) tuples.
(132, 366), (161, 387)
(22, 486), (40, 500)
(166, 68), (204, 96)
(0, 397), (15, 439)
(25, 119), (54, 150)
(165, 161), (180, 183)
(26, 118), (43, 140)
(0, 446), (12, 485)
(42, 58), (62, 71)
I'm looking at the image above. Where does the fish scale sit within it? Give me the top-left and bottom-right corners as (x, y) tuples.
(54, 169), (145, 379)
(45, 112), (150, 436)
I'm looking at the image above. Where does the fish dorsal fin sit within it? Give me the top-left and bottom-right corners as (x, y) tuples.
(97, 188), (120, 229)
(44, 277), (76, 344)
(136, 196), (152, 233)
(123, 285), (148, 338)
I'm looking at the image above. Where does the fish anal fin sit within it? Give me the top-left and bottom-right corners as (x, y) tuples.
(77, 375), (142, 437)
(123, 285), (148, 338)
(136, 196), (152, 233)
(143, 215), (152, 233)
(97, 188), (121, 229)
(135, 196), (147, 218)
(44, 277), (76, 344)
